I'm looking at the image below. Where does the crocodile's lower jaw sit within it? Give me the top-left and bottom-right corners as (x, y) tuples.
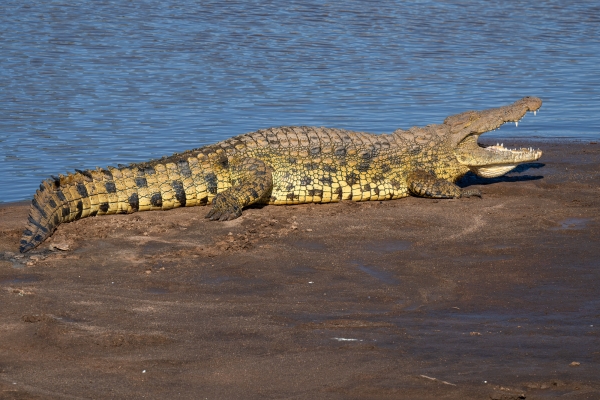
(466, 143), (542, 178)
(469, 164), (517, 178)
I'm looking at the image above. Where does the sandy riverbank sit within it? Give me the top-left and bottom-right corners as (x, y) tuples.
(1, 140), (599, 399)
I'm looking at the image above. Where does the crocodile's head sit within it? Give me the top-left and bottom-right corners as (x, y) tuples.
(446, 97), (543, 178)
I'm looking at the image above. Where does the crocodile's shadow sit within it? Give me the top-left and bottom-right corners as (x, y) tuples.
(458, 163), (545, 187)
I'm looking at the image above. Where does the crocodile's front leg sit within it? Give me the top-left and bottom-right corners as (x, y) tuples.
(407, 170), (481, 199)
(206, 157), (273, 221)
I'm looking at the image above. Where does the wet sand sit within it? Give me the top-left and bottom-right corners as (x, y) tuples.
(1, 141), (599, 399)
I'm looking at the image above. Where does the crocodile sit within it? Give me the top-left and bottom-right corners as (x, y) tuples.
(19, 97), (543, 253)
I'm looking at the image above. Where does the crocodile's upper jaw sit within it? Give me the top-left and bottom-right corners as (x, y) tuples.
(450, 96), (543, 178)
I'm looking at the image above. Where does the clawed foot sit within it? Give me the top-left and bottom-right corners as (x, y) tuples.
(205, 194), (243, 221)
(460, 188), (482, 198)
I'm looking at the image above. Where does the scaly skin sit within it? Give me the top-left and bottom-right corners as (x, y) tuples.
(20, 97), (543, 253)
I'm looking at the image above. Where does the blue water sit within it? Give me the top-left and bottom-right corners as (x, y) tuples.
(1, 0), (599, 203)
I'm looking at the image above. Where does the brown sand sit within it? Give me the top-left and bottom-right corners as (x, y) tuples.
(1, 141), (599, 399)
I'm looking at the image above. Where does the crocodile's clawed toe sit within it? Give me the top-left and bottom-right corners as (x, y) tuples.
(205, 209), (218, 220)
(461, 188), (482, 198)
(219, 212), (238, 221)
(206, 209), (242, 221)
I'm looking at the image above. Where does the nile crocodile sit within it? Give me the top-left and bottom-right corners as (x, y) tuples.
(20, 97), (543, 253)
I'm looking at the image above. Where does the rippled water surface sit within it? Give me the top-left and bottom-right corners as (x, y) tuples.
(1, 0), (599, 202)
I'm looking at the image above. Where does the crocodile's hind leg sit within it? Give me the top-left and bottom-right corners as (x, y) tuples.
(206, 157), (273, 221)
(407, 170), (481, 199)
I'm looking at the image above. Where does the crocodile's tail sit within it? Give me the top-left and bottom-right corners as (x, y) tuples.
(20, 155), (220, 253)
(20, 177), (67, 253)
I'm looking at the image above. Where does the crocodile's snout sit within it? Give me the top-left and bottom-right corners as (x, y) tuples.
(518, 96), (542, 113)
(452, 97), (543, 178)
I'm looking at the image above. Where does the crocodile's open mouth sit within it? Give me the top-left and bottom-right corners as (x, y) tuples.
(470, 143), (542, 178)
(451, 97), (543, 178)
